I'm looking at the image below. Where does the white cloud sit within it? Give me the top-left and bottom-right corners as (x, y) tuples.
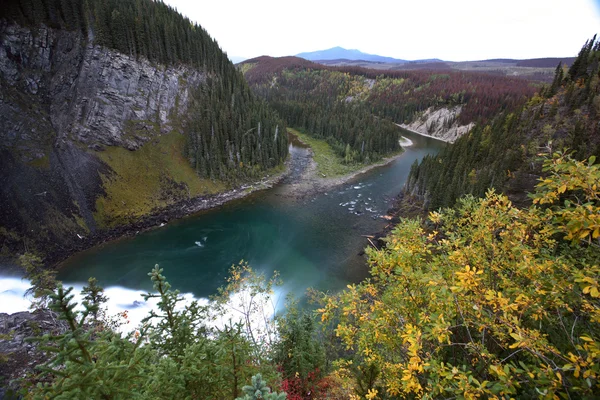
(163, 0), (597, 60)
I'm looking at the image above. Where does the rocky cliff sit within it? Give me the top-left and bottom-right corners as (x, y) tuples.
(399, 106), (474, 143)
(0, 20), (221, 262)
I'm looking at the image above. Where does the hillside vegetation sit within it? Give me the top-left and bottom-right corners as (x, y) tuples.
(242, 56), (535, 164)
(406, 36), (600, 209)
(2, 2), (599, 398)
(243, 56), (535, 125)
(3, 0), (288, 182)
(0, 0), (287, 259)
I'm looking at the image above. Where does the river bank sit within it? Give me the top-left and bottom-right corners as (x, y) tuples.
(279, 148), (407, 200)
(49, 134), (400, 268)
(43, 168), (289, 268)
(282, 129), (411, 198)
(32, 125), (430, 271)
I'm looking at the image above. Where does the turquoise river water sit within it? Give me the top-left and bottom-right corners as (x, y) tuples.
(0, 130), (444, 319)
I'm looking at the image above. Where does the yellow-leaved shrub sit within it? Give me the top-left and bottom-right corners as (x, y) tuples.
(319, 153), (600, 398)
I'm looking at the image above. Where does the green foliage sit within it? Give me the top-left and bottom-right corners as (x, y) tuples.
(245, 68), (402, 163)
(17, 153), (600, 399)
(21, 265), (280, 400)
(185, 82), (288, 182)
(6, 0), (288, 209)
(243, 56), (534, 167)
(274, 299), (325, 378)
(142, 265), (207, 359)
(94, 132), (227, 228)
(19, 253), (57, 310)
(290, 128), (382, 177)
(318, 153), (600, 398)
(531, 152), (600, 244)
(236, 374), (287, 400)
(273, 298), (325, 396)
(24, 284), (148, 399)
(6, 0), (227, 74)
(81, 277), (107, 324)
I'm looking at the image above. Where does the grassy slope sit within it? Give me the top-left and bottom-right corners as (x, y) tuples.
(94, 132), (227, 228)
(289, 128), (401, 177)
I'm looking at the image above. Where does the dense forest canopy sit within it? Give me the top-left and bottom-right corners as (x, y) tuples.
(243, 57), (404, 165)
(243, 56), (535, 126)
(241, 56), (535, 166)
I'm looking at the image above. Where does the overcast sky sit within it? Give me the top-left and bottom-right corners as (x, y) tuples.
(163, 0), (600, 62)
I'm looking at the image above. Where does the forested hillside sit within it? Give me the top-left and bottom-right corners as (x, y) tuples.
(243, 57), (403, 164)
(1, 5), (598, 398)
(406, 36), (600, 209)
(0, 0), (287, 261)
(2, 0), (288, 180)
(242, 56), (535, 161)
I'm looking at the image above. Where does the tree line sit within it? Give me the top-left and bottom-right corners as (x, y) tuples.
(4, 0), (229, 74)
(246, 64), (402, 164)
(242, 56), (536, 166)
(406, 35), (600, 210)
(243, 56), (535, 127)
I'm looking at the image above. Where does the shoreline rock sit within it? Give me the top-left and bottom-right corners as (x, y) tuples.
(0, 309), (67, 397)
(277, 134), (406, 200)
(397, 106), (474, 143)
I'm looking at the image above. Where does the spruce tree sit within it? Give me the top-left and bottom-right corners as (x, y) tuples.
(236, 374), (286, 400)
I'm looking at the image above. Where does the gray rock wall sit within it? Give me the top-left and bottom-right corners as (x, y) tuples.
(400, 106), (474, 143)
(0, 21), (205, 153)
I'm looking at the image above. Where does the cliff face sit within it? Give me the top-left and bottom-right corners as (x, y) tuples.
(0, 21), (207, 261)
(399, 106), (474, 143)
(1, 21), (204, 151)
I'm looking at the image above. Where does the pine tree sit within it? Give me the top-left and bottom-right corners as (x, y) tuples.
(236, 374), (287, 400)
(81, 277), (108, 324)
(24, 284), (148, 399)
(20, 252), (57, 310)
(142, 265), (207, 359)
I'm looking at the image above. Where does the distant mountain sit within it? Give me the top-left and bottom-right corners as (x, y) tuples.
(514, 57), (576, 68)
(296, 46), (407, 63)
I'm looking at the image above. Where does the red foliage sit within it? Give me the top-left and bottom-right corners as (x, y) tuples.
(279, 368), (332, 400)
(241, 56), (320, 85)
(242, 56), (537, 125)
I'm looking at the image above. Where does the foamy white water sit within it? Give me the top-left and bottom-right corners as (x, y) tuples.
(0, 275), (284, 335)
(400, 136), (414, 147)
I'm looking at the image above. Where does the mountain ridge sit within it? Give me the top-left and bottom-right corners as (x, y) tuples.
(296, 46), (408, 63)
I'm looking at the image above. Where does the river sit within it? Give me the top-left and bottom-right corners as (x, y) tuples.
(0, 130), (444, 318)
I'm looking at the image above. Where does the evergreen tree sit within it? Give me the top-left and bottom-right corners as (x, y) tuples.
(274, 299), (326, 399)
(81, 277), (108, 324)
(236, 374), (287, 400)
(23, 284), (148, 399)
(4, 0), (289, 182)
(20, 252), (57, 310)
